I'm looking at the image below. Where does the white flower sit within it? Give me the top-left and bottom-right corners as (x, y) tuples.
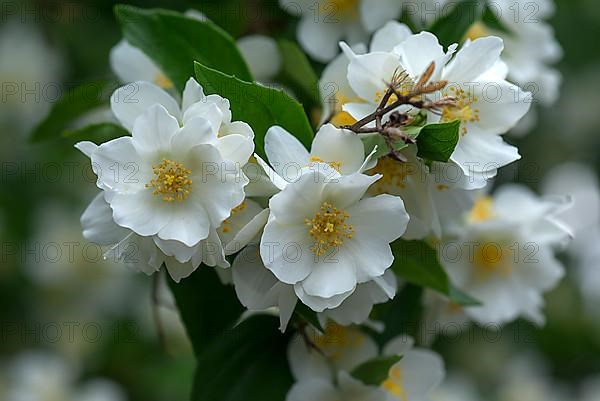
(464, 0), (562, 106)
(0, 19), (63, 133)
(76, 79), (255, 281)
(260, 166), (408, 311)
(430, 374), (481, 401)
(279, 0), (404, 62)
(542, 163), (600, 316)
(287, 325), (445, 401)
(5, 352), (127, 401)
(341, 30), (531, 188)
(439, 185), (571, 325)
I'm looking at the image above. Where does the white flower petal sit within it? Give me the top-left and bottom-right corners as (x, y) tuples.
(265, 125), (310, 180)
(310, 125), (364, 174)
(110, 81), (181, 130)
(370, 21), (412, 52)
(131, 104), (181, 155)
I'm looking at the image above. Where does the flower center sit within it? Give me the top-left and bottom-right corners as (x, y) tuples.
(467, 196), (495, 223)
(368, 157), (417, 194)
(154, 72), (174, 90)
(382, 365), (408, 401)
(147, 158), (193, 202)
(309, 156), (342, 172)
(465, 21), (490, 41)
(312, 322), (365, 361)
(305, 202), (354, 256)
(473, 242), (512, 279)
(442, 86), (480, 135)
(322, 0), (359, 17)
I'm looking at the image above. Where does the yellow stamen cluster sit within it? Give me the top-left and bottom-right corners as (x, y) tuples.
(322, 0), (359, 17)
(154, 72), (174, 90)
(312, 322), (365, 361)
(465, 21), (489, 41)
(305, 202), (354, 256)
(467, 196), (495, 223)
(473, 242), (512, 279)
(221, 201), (248, 233)
(442, 86), (480, 135)
(368, 157), (416, 194)
(309, 156), (342, 172)
(147, 158), (193, 202)
(330, 111), (357, 127)
(382, 365), (409, 401)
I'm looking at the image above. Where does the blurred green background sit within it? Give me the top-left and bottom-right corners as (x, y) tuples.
(0, 0), (599, 400)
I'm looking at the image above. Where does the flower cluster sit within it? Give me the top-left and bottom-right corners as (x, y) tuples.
(74, 10), (570, 401)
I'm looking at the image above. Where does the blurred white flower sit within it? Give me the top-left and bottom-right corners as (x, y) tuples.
(0, 19), (63, 132)
(279, 0), (404, 62)
(2, 351), (126, 401)
(237, 35), (282, 83)
(430, 373), (481, 401)
(287, 325), (445, 401)
(440, 184), (571, 325)
(287, 371), (388, 401)
(542, 163), (600, 315)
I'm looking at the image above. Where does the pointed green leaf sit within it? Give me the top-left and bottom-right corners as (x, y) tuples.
(416, 120), (461, 162)
(115, 5), (252, 92)
(391, 240), (480, 306)
(194, 61), (314, 157)
(351, 355), (402, 386)
(277, 39), (320, 106)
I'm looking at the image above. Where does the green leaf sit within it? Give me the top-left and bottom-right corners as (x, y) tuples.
(429, 0), (484, 47)
(63, 122), (128, 143)
(481, 3), (512, 35)
(115, 5), (252, 92)
(276, 39), (320, 106)
(391, 240), (480, 306)
(294, 303), (324, 332)
(416, 120), (460, 162)
(351, 355), (402, 386)
(30, 80), (114, 143)
(192, 315), (293, 401)
(195, 62), (314, 158)
(168, 268), (245, 357)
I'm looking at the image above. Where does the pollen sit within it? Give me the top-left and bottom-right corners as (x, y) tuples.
(467, 196), (495, 223)
(473, 242), (512, 279)
(382, 365), (409, 401)
(368, 157), (416, 194)
(323, 0), (359, 17)
(330, 111), (357, 127)
(305, 202), (354, 256)
(221, 201), (248, 233)
(465, 21), (489, 41)
(312, 322), (365, 360)
(154, 72), (174, 90)
(442, 86), (480, 135)
(146, 158), (193, 202)
(309, 156), (342, 172)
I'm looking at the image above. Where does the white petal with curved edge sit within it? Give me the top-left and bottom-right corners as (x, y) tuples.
(81, 193), (130, 245)
(444, 36), (504, 83)
(345, 50), (402, 103)
(181, 78), (205, 114)
(74, 141), (98, 158)
(224, 208), (270, 255)
(264, 125), (310, 180)
(297, 16), (345, 62)
(181, 101), (224, 135)
(300, 250), (357, 298)
(110, 190), (172, 236)
(110, 81), (181, 130)
(321, 173), (380, 210)
(254, 154), (288, 191)
(216, 134), (254, 166)
(310, 124), (365, 174)
(294, 284), (353, 312)
(170, 116), (217, 156)
(131, 104), (180, 156)
(370, 21), (412, 52)
(360, 0), (403, 32)
(109, 40), (161, 84)
(156, 202), (211, 246)
(237, 35), (282, 82)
